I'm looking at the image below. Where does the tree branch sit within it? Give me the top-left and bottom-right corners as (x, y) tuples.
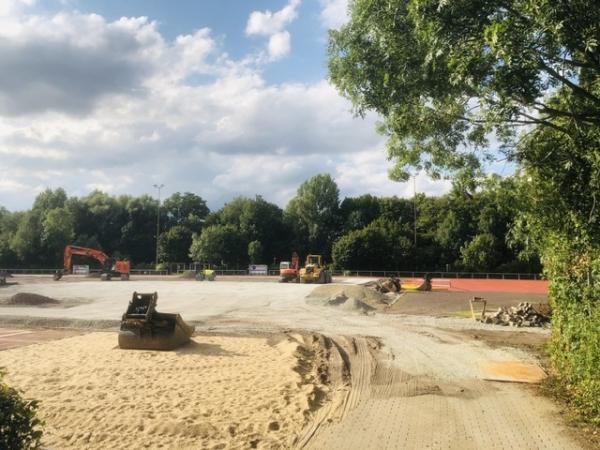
(539, 60), (600, 106)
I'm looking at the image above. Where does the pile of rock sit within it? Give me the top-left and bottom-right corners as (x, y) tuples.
(364, 277), (402, 294)
(480, 302), (550, 327)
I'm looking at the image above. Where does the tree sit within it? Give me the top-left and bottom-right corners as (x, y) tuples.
(285, 174), (340, 258)
(10, 189), (70, 266)
(67, 191), (126, 255)
(189, 225), (246, 267)
(0, 208), (19, 267)
(332, 219), (413, 270)
(41, 208), (74, 265)
(329, 0), (600, 181)
(210, 196), (288, 263)
(162, 192), (209, 233)
(460, 234), (501, 272)
(339, 194), (381, 233)
(157, 225), (193, 263)
(10, 213), (42, 265)
(32, 188), (67, 212)
(247, 240), (263, 264)
(120, 195), (158, 263)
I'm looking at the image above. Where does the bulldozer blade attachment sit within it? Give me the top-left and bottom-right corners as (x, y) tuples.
(118, 292), (195, 351)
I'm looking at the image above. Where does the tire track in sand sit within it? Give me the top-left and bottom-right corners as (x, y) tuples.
(299, 335), (583, 450)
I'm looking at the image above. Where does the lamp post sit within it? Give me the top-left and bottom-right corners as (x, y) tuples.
(413, 174), (417, 248)
(413, 174), (418, 272)
(153, 183), (164, 268)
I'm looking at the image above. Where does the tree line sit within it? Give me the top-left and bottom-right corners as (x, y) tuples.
(0, 173), (539, 273)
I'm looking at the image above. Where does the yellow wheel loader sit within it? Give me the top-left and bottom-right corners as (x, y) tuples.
(299, 254), (332, 284)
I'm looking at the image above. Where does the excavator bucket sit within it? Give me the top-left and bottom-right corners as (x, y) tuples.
(118, 292), (195, 350)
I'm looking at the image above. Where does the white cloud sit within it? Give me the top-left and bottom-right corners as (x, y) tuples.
(245, 0), (300, 36)
(267, 31), (291, 60)
(0, 178), (28, 193)
(245, 0), (300, 61)
(0, 13), (164, 115)
(319, 0), (349, 30)
(0, 0), (35, 17)
(0, 6), (452, 212)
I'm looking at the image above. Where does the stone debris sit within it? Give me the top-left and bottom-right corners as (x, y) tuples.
(364, 277), (402, 294)
(479, 302), (550, 327)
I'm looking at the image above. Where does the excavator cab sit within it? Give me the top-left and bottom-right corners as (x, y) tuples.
(100, 258), (130, 281)
(279, 252), (300, 283)
(118, 292), (195, 350)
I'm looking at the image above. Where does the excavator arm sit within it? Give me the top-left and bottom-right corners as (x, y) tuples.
(55, 245), (130, 281)
(63, 245), (109, 272)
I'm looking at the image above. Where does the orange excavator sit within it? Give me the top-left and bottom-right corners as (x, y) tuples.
(279, 252), (300, 283)
(54, 245), (130, 281)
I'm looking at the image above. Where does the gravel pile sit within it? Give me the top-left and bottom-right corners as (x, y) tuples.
(480, 302), (549, 327)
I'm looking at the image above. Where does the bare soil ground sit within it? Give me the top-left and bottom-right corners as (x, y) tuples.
(387, 290), (549, 316)
(0, 276), (589, 450)
(447, 328), (549, 354)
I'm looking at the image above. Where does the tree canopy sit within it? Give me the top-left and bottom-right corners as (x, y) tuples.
(329, 0), (600, 180)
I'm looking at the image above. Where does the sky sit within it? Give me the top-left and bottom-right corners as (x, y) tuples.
(0, 0), (453, 211)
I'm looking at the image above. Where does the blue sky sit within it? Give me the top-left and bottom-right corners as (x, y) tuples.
(39, 0), (330, 83)
(0, 0), (453, 211)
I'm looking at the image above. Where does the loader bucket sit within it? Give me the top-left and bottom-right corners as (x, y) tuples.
(118, 292), (195, 350)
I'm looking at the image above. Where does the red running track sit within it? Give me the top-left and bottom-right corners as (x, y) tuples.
(401, 278), (549, 294)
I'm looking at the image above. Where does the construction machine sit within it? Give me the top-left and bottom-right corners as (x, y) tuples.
(54, 245), (130, 281)
(118, 292), (195, 350)
(195, 264), (216, 281)
(299, 254), (332, 284)
(279, 252), (300, 283)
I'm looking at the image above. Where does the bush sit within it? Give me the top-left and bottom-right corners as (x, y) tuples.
(545, 246), (600, 424)
(0, 369), (43, 449)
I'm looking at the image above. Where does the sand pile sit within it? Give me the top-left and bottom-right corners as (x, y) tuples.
(4, 292), (59, 306)
(307, 285), (398, 313)
(0, 332), (324, 450)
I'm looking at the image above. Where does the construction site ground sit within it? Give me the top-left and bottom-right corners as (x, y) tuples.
(0, 275), (588, 450)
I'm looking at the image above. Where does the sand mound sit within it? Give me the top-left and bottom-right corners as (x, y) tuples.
(5, 292), (60, 305)
(0, 332), (327, 450)
(307, 285), (399, 313)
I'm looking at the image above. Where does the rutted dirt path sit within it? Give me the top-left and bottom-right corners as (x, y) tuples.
(297, 334), (581, 450)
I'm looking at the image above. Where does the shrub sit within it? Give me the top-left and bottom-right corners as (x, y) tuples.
(545, 245), (600, 424)
(0, 369), (43, 449)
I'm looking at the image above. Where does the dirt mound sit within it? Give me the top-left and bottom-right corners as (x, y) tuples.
(178, 270), (197, 279)
(306, 285), (399, 313)
(363, 277), (402, 293)
(6, 292), (60, 306)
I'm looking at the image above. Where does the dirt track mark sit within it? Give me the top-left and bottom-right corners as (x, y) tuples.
(300, 335), (582, 450)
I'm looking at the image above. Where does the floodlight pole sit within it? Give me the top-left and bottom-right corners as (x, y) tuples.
(413, 174), (417, 248)
(153, 183), (165, 268)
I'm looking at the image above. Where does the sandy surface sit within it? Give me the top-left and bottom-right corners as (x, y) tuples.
(0, 332), (318, 450)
